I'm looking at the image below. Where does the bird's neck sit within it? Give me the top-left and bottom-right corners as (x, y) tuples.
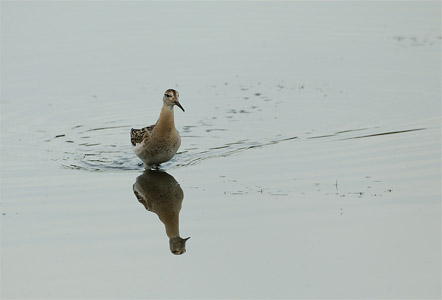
(156, 105), (175, 130)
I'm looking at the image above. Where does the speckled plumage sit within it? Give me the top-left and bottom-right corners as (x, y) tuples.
(131, 89), (184, 168)
(130, 126), (154, 146)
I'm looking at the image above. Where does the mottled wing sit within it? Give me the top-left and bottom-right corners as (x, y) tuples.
(130, 125), (154, 146)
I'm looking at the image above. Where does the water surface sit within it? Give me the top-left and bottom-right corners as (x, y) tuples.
(1, 1), (440, 299)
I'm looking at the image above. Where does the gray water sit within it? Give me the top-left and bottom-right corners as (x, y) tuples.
(1, 1), (441, 299)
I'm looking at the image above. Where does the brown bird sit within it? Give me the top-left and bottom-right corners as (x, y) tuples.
(131, 89), (184, 168)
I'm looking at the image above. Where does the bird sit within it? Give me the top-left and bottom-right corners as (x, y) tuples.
(131, 89), (184, 169)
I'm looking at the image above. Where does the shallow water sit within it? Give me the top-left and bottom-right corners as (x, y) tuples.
(1, 1), (441, 299)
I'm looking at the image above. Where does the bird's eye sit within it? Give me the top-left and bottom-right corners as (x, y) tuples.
(165, 94), (171, 98)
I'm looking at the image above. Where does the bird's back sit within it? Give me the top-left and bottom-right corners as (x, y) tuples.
(130, 125), (154, 146)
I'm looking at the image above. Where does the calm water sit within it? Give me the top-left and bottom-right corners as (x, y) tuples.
(1, 2), (441, 299)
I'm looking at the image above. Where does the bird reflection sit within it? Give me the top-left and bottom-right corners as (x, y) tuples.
(133, 170), (190, 255)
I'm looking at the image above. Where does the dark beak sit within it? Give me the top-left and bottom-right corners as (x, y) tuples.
(174, 101), (185, 112)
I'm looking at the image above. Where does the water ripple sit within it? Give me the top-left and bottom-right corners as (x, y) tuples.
(41, 81), (430, 172)
(48, 122), (428, 172)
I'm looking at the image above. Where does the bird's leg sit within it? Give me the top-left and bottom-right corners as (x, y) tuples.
(151, 164), (161, 170)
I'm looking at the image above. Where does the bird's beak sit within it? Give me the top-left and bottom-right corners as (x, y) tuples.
(184, 237), (190, 241)
(174, 101), (185, 112)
